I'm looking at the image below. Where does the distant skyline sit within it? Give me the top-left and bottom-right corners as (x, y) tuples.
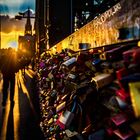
(0, 0), (35, 49)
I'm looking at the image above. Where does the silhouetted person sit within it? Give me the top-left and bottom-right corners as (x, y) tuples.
(31, 57), (35, 70)
(0, 48), (19, 107)
(17, 49), (31, 76)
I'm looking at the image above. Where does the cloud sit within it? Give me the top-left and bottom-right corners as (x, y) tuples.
(0, 0), (35, 17)
(0, 4), (9, 14)
(0, 0), (23, 5)
(0, 0), (23, 15)
(0, 15), (26, 33)
(19, 2), (35, 12)
(1, 15), (35, 34)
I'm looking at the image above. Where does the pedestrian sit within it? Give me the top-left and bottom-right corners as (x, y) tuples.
(0, 48), (19, 107)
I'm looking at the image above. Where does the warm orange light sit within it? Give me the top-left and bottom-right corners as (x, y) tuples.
(1, 31), (24, 49)
(18, 70), (35, 113)
(14, 75), (20, 140)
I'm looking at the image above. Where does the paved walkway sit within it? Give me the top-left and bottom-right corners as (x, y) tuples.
(0, 69), (44, 140)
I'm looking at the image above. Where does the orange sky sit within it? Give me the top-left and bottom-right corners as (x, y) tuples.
(1, 31), (24, 49)
(1, 17), (35, 49)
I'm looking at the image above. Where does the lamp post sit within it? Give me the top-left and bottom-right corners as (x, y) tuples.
(15, 8), (35, 21)
(44, 0), (50, 50)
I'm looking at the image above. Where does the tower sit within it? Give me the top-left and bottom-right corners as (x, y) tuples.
(25, 8), (32, 35)
(18, 8), (35, 56)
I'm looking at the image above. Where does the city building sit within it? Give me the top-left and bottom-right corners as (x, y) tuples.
(35, 0), (120, 52)
(18, 8), (35, 57)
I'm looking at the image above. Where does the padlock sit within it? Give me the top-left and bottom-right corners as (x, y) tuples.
(116, 89), (130, 102)
(91, 73), (114, 90)
(100, 61), (112, 69)
(116, 68), (128, 81)
(111, 113), (129, 127)
(120, 73), (140, 91)
(103, 68), (114, 74)
(56, 110), (74, 129)
(46, 110), (55, 120)
(88, 129), (106, 140)
(113, 127), (135, 140)
(67, 73), (77, 82)
(101, 95), (120, 113)
(105, 127), (114, 137)
(79, 43), (91, 50)
(85, 60), (97, 73)
(100, 45), (133, 61)
(56, 101), (66, 113)
(65, 129), (78, 138)
(37, 43), (140, 140)
(78, 73), (87, 82)
(84, 51), (99, 70)
(115, 96), (129, 109)
(129, 82), (140, 118)
(63, 56), (70, 61)
(61, 57), (77, 70)
(65, 82), (77, 93)
(123, 47), (140, 65)
(112, 60), (125, 70)
(39, 61), (45, 69)
(116, 68), (129, 89)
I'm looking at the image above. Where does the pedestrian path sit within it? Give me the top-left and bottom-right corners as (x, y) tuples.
(0, 69), (44, 140)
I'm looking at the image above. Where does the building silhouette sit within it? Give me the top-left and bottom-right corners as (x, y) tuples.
(35, 0), (120, 52)
(18, 8), (35, 57)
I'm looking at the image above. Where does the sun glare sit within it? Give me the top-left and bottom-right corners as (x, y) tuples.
(1, 31), (24, 49)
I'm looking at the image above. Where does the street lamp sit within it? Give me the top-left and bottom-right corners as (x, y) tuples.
(15, 8), (35, 19)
